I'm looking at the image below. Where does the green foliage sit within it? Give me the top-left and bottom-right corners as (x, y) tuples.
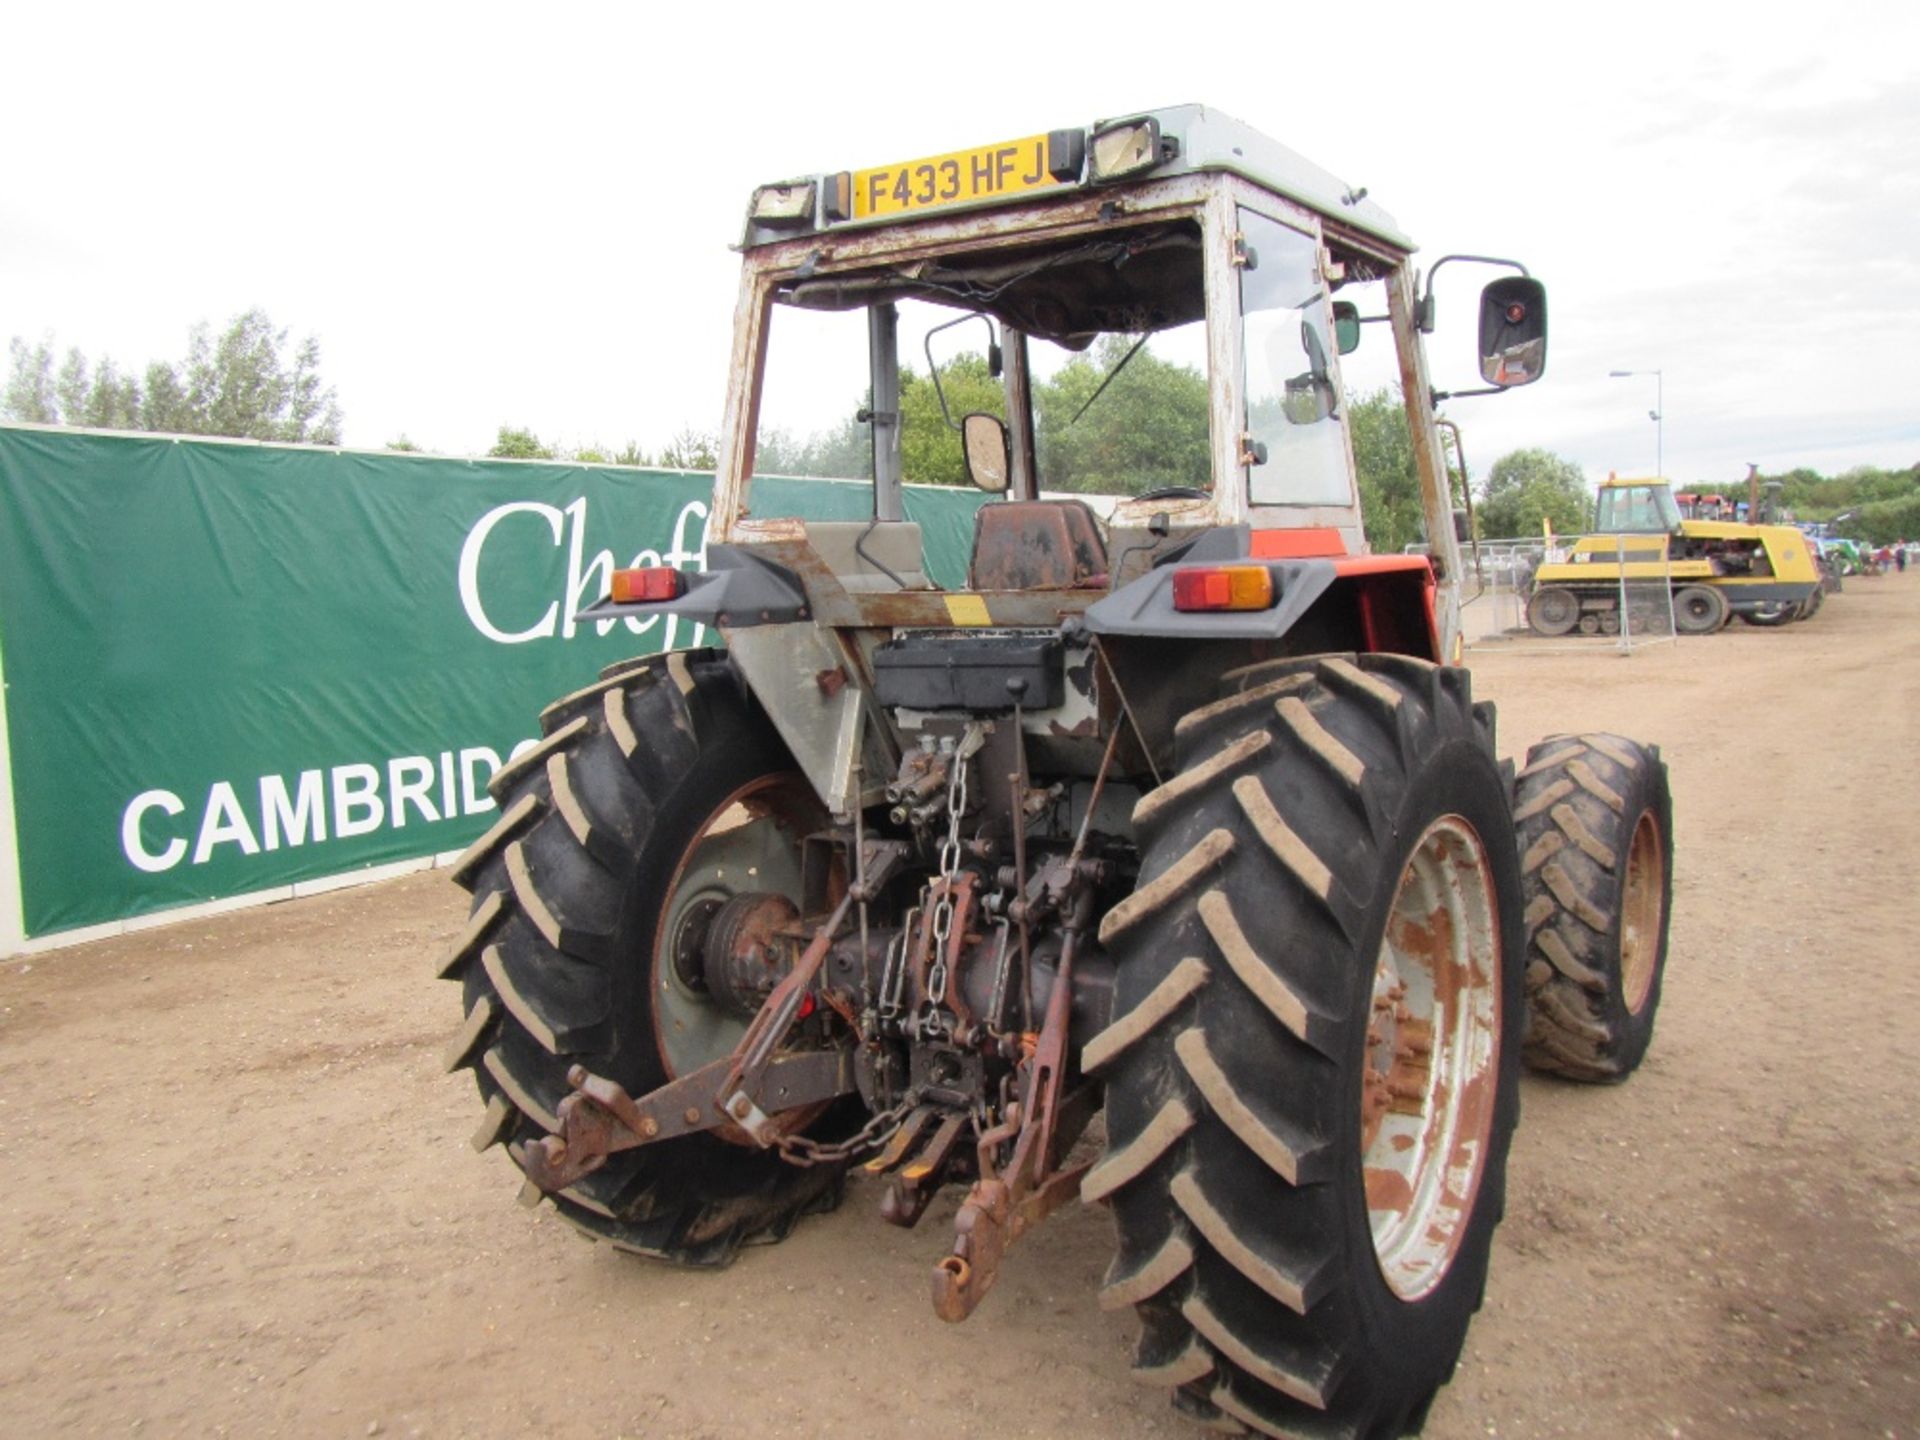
(756, 417), (870, 479)
(386, 436), (421, 452)
(1849, 490), (1920, 545)
(1751, 462), (1920, 542)
(1347, 388), (1425, 554)
(488, 426), (554, 460)
(752, 337), (1210, 495)
(79, 358), (141, 430)
(139, 360), (191, 433)
(1478, 448), (1592, 540)
(655, 427), (719, 471)
(3, 311), (342, 443)
(1035, 335), (1209, 494)
(4, 339), (57, 422)
(900, 354), (1003, 486)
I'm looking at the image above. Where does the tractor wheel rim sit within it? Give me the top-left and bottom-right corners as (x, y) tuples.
(1620, 809), (1665, 1015)
(650, 774), (825, 1077)
(1362, 815), (1501, 1303)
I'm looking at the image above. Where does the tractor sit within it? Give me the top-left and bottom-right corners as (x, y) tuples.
(439, 105), (1674, 1439)
(1527, 475), (1823, 634)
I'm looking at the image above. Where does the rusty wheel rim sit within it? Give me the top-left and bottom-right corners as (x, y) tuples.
(1619, 809), (1665, 1015)
(1362, 815), (1501, 1303)
(649, 774), (825, 1078)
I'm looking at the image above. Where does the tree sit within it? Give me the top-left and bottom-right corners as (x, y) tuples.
(1478, 448), (1592, 540)
(1850, 491), (1920, 545)
(754, 414), (868, 480)
(899, 354), (1003, 486)
(1347, 388), (1425, 554)
(488, 426), (554, 460)
(3, 339), (57, 422)
(3, 310), (342, 443)
(656, 427), (719, 471)
(139, 360), (191, 433)
(1035, 335), (1209, 494)
(79, 358), (141, 430)
(54, 349), (90, 423)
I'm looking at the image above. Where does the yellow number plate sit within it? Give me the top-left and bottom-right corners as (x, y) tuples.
(851, 134), (1067, 220)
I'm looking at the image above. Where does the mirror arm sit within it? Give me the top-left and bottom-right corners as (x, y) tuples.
(1418, 253), (1531, 333)
(1429, 385), (1508, 406)
(924, 312), (999, 433)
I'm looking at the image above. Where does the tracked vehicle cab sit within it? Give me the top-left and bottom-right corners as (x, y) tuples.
(1595, 480), (1685, 534)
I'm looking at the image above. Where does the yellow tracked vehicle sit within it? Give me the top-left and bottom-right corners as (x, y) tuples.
(1528, 476), (1822, 635)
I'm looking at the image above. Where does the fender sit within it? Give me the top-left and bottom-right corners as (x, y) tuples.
(1085, 526), (1438, 660)
(577, 544), (812, 629)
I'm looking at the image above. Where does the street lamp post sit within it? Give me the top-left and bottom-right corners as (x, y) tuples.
(1609, 369), (1663, 477)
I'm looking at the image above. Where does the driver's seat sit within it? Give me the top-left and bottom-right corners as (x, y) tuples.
(967, 499), (1109, 591)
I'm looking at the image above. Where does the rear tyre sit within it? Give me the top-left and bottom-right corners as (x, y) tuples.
(1086, 655), (1524, 1439)
(1737, 603), (1795, 627)
(1672, 585), (1727, 635)
(1527, 587), (1579, 637)
(436, 650), (847, 1263)
(1512, 733), (1673, 1082)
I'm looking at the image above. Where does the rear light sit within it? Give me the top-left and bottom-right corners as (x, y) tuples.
(1171, 564), (1275, 612)
(610, 566), (686, 603)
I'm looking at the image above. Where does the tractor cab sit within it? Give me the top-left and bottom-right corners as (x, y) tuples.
(696, 105), (1547, 661)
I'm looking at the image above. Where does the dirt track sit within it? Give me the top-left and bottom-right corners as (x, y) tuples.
(4, 580), (1918, 1439)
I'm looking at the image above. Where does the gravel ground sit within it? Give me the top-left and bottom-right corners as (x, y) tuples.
(2, 578), (1916, 1439)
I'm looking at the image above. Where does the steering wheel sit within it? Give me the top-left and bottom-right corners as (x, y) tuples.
(1131, 486), (1210, 502)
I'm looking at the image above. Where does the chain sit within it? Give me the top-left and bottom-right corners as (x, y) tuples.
(925, 727), (977, 1015)
(775, 1097), (913, 1169)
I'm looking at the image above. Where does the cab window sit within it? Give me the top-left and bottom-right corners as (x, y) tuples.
(1239, 209), (1351, 507)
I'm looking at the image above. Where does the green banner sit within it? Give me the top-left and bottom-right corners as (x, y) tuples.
(0, 428), (989, 937)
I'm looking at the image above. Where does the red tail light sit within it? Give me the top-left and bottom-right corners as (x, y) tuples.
(610, 567), (686, 603)
(1172, 564), (1276, 612)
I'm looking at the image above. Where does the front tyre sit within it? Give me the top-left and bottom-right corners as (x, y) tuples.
(1513, 733), (1673, 1082)
(1084, 655), (1524, 1439)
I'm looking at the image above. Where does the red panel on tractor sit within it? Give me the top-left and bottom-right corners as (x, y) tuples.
(1249, 527), (1348, 559)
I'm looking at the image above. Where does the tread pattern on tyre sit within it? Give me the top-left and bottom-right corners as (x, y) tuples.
(1089, 654), (1521, 1440)
(1512, 732), (1673, 1082)
(437, 648), (843, 1264)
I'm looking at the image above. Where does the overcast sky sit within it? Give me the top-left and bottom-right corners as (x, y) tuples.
(5, 2), (1916, 491)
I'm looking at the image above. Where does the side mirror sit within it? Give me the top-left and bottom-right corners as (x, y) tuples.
(1478, 276), (1548, 387)
(961, 412), (1011, 493)
(1282, 373), (1337, 425)
(1331, 301), (1362, 356)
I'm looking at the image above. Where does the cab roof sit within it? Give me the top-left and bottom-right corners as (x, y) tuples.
(741, 103), (1413, 253)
